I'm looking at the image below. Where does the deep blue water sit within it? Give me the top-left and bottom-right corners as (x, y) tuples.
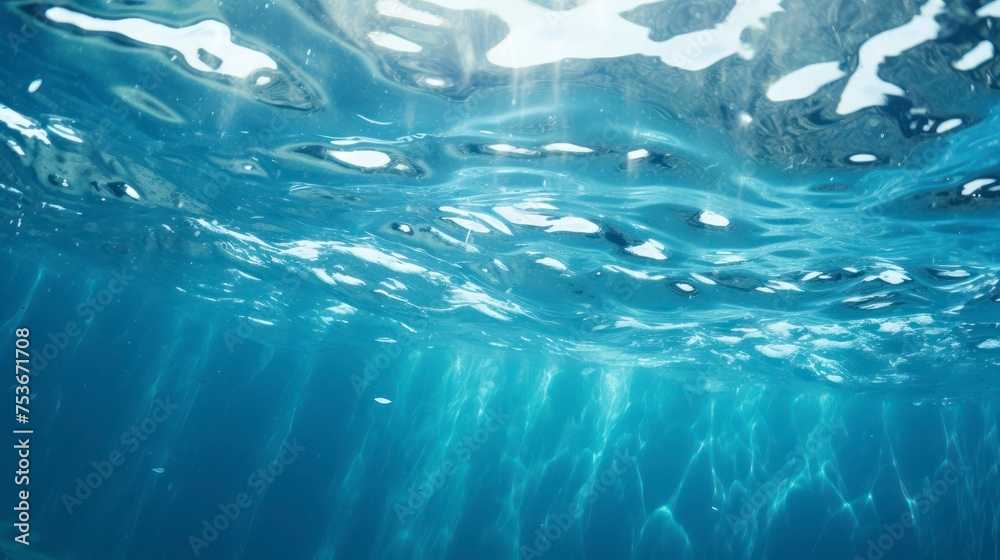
(1, 1), (1000, 559)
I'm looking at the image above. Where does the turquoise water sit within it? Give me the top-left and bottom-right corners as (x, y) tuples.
(1, 1), (999, 559)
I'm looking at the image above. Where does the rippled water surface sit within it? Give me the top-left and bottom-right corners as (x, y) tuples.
(1, 1), (1000, 559)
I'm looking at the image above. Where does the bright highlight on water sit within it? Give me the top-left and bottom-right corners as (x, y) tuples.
(1, 0), (999, 559)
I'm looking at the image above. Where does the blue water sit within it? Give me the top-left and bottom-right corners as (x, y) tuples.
(1, 1), (1000, 559)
